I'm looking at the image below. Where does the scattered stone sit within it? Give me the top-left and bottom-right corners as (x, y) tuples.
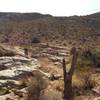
(49, 56), (63, 62)
(54, 62), (61, 66)
(49, 74), (62, 81)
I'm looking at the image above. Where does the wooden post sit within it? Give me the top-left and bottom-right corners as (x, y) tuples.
(63, 47), (78, 100)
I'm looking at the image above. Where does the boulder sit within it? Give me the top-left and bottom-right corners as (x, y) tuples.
(49, 56), (63, 63)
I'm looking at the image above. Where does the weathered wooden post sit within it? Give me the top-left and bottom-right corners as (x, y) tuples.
(63, 47), (78, 100)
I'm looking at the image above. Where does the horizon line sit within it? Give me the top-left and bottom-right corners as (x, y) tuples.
(0, 11), (100, 17)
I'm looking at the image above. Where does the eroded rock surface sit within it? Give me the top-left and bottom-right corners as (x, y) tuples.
(0, 56), (40, 100)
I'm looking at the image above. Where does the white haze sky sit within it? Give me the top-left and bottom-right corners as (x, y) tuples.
(0, 0), (100, 16)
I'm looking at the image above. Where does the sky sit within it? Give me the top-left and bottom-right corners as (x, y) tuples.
(0, 0), (100, 16)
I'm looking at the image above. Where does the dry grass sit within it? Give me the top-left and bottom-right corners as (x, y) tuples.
(39, 90), (63, 100)
(72, 74), (85, 90)
(54, 80), (64, 92)
(72, 69), (96, 96)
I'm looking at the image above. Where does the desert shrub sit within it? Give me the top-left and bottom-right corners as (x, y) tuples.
(77, 50), (93, 68)
(73, 71), (96, 96)
(81, 49), (100, 68)
(77, 56), (93, 68)
(92, 53), (100, 68)
(26, 73), (47, 100)
(55, 80), (64, 92)
(77, 49), (100, 68)
(82, 73), (96, 91)
(31, 37), (40, 43)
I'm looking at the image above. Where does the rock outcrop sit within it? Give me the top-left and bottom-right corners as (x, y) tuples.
(0, 56), (40, 100)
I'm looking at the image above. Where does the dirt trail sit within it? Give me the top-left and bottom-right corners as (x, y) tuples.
(38, 57), (63, 75)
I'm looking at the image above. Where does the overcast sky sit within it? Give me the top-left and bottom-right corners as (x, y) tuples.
(0, 0), (100, 16)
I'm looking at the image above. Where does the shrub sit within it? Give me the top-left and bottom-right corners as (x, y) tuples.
(73, 71), (96, 96)
(82, 73), (96, 90)
(26, 73), (47, 100)
(79, 49), (100, 68)
(31, 37), (40, 43)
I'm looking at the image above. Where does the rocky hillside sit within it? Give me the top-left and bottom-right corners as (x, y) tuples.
(0, 44), (100, 100)
(0, 12), (99, 46)
(0, 12), (99, 100)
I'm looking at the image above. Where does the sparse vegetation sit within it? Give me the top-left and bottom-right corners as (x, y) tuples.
(0, 12), (100, 46)
(77, 49), (100, 68)
(26, 73), (47, 100)
(39, 90), (62, 100)
(31, 36), (40, 43)
(73, 69), (96, 97)
(0, 12), (99, 100)
(82, 73), (96, 91)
